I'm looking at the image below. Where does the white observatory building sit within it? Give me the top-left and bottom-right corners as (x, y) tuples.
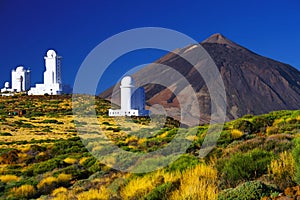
(1, 66), (31, 93)
(28, 49), (63, 95)
(109, 76), (149, 116)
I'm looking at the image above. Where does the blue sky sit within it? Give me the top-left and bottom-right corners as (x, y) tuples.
(1, 0), (300, 93)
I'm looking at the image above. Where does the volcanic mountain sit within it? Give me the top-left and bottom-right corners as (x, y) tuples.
(100, 33), (300, 124)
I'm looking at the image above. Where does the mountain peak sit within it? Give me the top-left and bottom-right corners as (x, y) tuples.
(202, 33), (244, 50)
(203, 33), (227, 43)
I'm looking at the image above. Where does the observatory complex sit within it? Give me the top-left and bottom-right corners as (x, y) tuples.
(1, 66), (31, 93)
(109, 76), (150, 116)
(1, 49), (67, 95)
(28, 50), (63, 95)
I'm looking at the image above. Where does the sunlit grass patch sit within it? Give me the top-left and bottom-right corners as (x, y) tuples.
(9, 184), (36, 199)
(0, 174), (20, 182)
(77, 186), (109, 200)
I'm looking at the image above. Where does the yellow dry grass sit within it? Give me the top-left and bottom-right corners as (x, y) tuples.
(0, 174), (20, 182)
(52, 193), (69, 200)
(231, 129), (244, 139)
(77, 186), (109, 200)
(0, 115), (75, 142)
(63, 157), (77, 164)
(169, 164), (218, 200)
(120, 174), (159, 199)
(268, 151), (295, 180)
(51, 187), (68, 197)
(120, 170), (181, 200)
(9, 184), (36, 198)
(57, 173), (72, 182)
(79, 157), (89, 165)
(37, 176), (57, 189)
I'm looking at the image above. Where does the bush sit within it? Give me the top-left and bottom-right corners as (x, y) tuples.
(233, 119), (254, 134)
(102, 121), (110, 125)
(51, 187), (68, 197)
(37, 176), (57, 194)
(231, 129), (244, 139)
(268, 151), (295, 190)
(9, 184), (36, 199)
(145, 182), (177, 200)
(63, 157), (77, 165)
(0, 174), (20, 183)
(36, 175), (70, 195)
(28, 157), (64, 175)
(167, 154), (200, 172)
(169, 164), (218, 200)
(216, 130), (233, 147)
(218, 181), (277, 200)
(0, 132), (12, 136)
(77, 187), (109, 200)
(220, 149), (273, 187)
(292, 138), (300, 185)
(251, 116), (274, 133)
(40, 119), (63, 124)
(50, 138), (86, 155)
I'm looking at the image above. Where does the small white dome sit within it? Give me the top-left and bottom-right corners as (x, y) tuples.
(121, 76), (135, 86)
(4, 82), (9, 88)
(16, 66), (24, 72)
(47, 49), (56, 58)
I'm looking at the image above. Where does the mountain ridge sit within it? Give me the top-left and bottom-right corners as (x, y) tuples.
(100, 33), (300, 124)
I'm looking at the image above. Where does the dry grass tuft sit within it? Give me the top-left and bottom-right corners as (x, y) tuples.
(231, 129), (244, 139)
(170, 164), (218, 200)
(77, 187), (109, 200)
(63, 157), (77, 164)
(0, 174), (20, 182)
(51, 187), (68, 197)
(10, 184), (36, 198)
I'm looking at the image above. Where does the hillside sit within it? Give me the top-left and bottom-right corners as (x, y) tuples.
(0, 95), (299, 199)
(100, 33), (300, 123)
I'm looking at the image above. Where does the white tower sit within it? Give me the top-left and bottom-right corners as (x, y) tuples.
(44, 50), (62, 85)
(28, 49), (63, 95)
(11, 66), (31, 92)
(120, 76), (135, 111)
(109, 76), (149, 116)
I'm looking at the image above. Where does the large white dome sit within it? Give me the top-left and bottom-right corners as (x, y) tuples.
(121, 76), (135, 86)
(4, 82), (9, 88)
(47, 49), (56, 58)
(16, 66), (24, 72)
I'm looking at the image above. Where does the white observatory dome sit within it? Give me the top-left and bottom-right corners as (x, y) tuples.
(47, 49), (56, 58)
(4, 82), (9, 88)
(121, 76), (135, 87)
(16, 66), (24, 72)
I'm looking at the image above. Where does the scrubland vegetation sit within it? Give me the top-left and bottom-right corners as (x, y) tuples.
(0, 95), (299, 199)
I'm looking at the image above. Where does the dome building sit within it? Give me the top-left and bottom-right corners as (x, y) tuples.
(28, 49), (63, 95)
(1, 66), (31, 93)
(109, 76), (149, 116)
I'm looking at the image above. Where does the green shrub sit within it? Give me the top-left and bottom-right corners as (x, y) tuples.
(102, 121), (110, 125)
(219, 149), (273, 187)
(233, 119), (254, 134)
(28, 156), (65, 175)
(251, 116), (274, 133)
(167, 154), (200, 172)
(145, 181), (178, 200)
(0, 132), (12, 136)
(40, 119), (60, 124)
(292, 138), (300, 184)
(50, 138), (86, 155)
(217, 130), (233, 147)
(14, 120), (35, 128)
(218, 181), (277, 200)
(81, 157), (97, 168)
